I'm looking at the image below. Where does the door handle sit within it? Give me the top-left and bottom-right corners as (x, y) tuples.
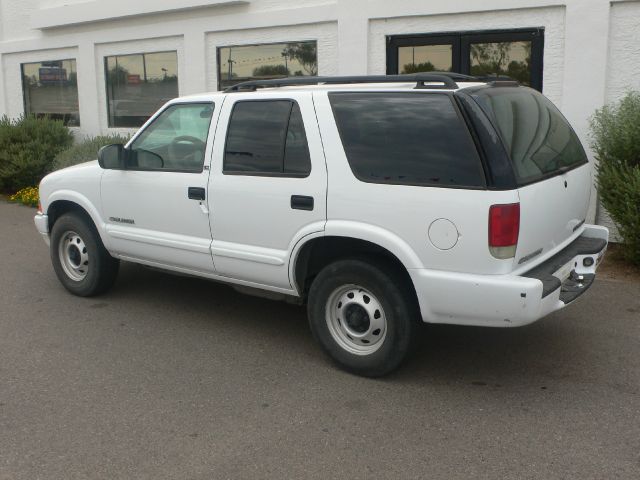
(188, 187), (206, 201)
(291, 195), (314, 211)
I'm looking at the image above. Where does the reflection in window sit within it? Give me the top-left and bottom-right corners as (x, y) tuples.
(217, 41), (317, 90)
(470, 41), (531, 85)
(21, 59), (80, 126)
(329, 93), (485, 188)
(224, 100), (311, 176)
(105, 51), (179, 128)
(130, 103), (214, 171)
(398, 45), (452, 73)
(471, 88), (588, 185)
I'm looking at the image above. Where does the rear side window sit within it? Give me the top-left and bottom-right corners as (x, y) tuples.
(470, 87), (588, 185)
(328, 92), (485, 188)
(224, 100), (311, 176)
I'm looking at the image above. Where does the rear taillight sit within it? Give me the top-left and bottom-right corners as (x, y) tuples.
(489, 203), (520, 259)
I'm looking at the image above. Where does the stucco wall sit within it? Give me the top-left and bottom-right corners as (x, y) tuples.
(0, 0), (638, 230)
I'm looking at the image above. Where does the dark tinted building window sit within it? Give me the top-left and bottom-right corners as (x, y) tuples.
(470, 87), (588, 185)
(105, 51), (178, 128)
(329, 93), (485, 187)
(218, 41), (317, 90)
(224, 100), (311, 176)
(21, 59), (80, 126)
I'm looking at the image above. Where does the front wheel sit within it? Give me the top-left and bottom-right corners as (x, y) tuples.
(307, 259), (419, 377)
(50, 212), (119, 296)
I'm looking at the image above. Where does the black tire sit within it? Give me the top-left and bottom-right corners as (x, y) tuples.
(307, 258), (419, 377)
(50, 212), (119, 297)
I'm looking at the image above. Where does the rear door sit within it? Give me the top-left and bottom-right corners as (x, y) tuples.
(467, 86), (591, 269)
(207, 91), (327, 290)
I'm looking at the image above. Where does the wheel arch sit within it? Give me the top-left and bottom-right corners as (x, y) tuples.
(46, 192), (110, 248)
(291, 233), (421, 310)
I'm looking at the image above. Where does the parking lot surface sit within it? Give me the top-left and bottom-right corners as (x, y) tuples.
(1, 200), (639, 479)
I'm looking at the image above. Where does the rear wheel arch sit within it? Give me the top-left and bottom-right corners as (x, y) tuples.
(292, 236), (419, 306)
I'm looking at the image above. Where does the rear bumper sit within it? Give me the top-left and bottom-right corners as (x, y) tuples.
(34, 212), (50, 246)
(409, 224), (608, 327)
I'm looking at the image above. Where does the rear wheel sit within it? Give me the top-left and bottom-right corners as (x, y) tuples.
(50, 212), (119, 296)
(308, 259), (419, 377)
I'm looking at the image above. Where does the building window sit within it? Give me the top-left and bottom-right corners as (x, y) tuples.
(21, 59), (80, 126)
(217, 41), (317, 90)
(105, 51), (179, 128)
(387, 29), (544, 91)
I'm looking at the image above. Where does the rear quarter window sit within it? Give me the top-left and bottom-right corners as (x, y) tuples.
(470, 87), (588, 186)
(328, 92), (485, 188)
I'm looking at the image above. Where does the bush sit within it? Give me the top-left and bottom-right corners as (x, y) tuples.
(0, 115), (73, 193)
(9, 185), (39, 208)
(53, 134), (130, 171)
(590, 91), (640, 265)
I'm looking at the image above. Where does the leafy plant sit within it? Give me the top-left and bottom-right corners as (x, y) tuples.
(53, 134), (131, 171)
(0, 115), (73, 193)
(9, 185), (39, 208)
(590, 91), (640, 264)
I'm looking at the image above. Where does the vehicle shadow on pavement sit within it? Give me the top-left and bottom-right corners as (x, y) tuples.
(90, 262), (624, 390)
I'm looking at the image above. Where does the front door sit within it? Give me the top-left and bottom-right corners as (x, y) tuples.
(208, 92), (327, 290)
(100, 101), (220, 273)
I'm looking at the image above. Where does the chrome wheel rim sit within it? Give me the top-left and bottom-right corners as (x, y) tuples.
(58, 231), (89, 281)
(325, 284), (387, 355)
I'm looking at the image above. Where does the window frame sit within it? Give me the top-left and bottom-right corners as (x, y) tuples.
(216, 40), (318, 90)
(386, 28), (544, 92)
(21, 57), (81, 126)
(104, 50), (179, 128)
(222, 98), (312, 178)
(122, 101), (215, 174)
(328, 91), (487, 190)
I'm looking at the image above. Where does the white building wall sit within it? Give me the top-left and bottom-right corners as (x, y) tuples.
(0, 0), (638, 227)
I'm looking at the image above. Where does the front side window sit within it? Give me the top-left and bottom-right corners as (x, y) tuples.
(329, 92), (485, 188)
(224, 100), (311, 176)
(217, 41), (317, 90)
(105, 51), (179, 128)
(129, 103), (214, 172)
(470, 87), (588, 185)
(21, 59), (80, 126)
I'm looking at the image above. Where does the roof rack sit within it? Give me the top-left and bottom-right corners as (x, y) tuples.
(223, 73), (463, 92)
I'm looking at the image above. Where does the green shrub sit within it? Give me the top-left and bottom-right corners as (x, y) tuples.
(590, 91), (640, 265)
(0, 115), (73, 193)
(53, 134), (130, 171)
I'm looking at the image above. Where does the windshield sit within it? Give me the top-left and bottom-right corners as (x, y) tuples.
(469, 86), (588, 186)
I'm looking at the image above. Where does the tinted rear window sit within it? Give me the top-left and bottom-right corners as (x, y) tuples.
(328, 93), (485, 188)
(470, 87), (588, 185)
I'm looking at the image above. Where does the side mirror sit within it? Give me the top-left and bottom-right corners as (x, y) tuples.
(98, 144), (125, 169)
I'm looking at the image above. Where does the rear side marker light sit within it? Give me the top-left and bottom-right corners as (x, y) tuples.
(489, 203), (520, 259)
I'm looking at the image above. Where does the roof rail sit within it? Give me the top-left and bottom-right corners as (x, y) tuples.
(223, 73), (460, 92)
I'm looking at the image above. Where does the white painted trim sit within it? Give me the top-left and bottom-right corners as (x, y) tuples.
(31, 0), (248, 30)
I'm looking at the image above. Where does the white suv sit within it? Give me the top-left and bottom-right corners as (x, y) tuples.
(34, 74), (608, 376)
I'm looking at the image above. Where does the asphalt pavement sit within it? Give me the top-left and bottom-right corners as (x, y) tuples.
(1, 200), (639, 479)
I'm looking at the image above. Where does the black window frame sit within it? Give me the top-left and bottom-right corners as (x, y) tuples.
(387, 28), (544, 92)
(328, 91), (487, 190)
(104, 50), (179, 128)
(222, 99), (312, 178)
(123, 101), (215, 174)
